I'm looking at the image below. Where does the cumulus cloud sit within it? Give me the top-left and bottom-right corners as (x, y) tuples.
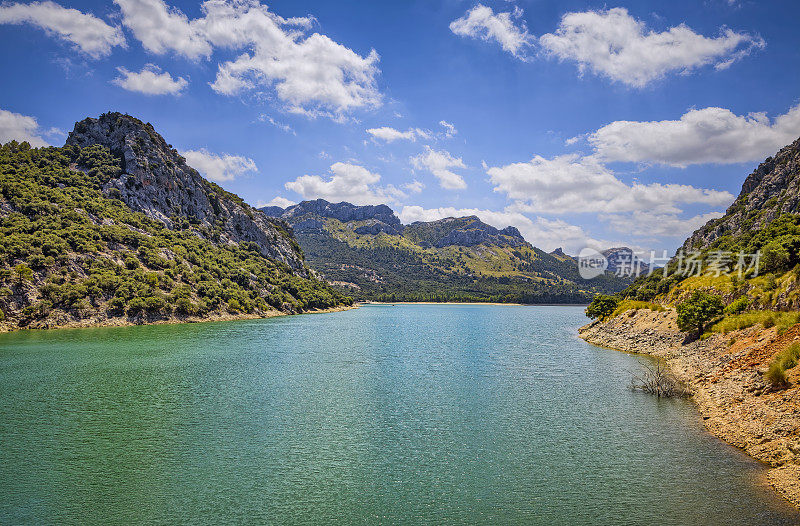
(410, 146), (467, 190)
(399, 205), (610, 253)
(114, 0), (380, 117)
(404, 180), (425, 193)
(285, 162), (406, 205)
(487, 154), (733, 214)
(0, 1), (125, 58)
(0, 108), (50, 146)
(181, 148), (257, 182)
(600, 210), (724, 239)
(590, 104), (800, 166)
(257, 196), (295, 208)
(539, 7), (763, 87)
(112, 63), (188, 95)
(450, 4), (533, 58)
(367, 127), (419, 142)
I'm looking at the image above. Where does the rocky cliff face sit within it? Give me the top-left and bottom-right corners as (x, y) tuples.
(683, 136), (800, 251)
(266, 199), (401, 225)
(404, 216), (526, 248)
(67, 113), (306, 271)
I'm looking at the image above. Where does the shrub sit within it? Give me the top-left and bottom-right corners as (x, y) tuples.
(762, 241), (791, 273)
(676, 290), (724, 334)
(227, 298), (242, 313)
(724, 296), (750, 316)
(586, 294), (618, 321)
(14, 263), (33, 282)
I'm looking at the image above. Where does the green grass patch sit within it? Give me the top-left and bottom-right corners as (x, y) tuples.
(610, 300), (666, 318)
(710, 311), (800, 335)
(766, 342), (800, 389)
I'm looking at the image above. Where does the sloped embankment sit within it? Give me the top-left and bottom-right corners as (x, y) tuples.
(580, 309), (800, 507)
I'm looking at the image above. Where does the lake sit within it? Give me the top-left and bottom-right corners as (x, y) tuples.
(0, 304), (797, 524)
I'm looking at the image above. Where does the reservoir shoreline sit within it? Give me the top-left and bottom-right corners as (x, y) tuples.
(0, 305), (358, 334)
(579, 308), (800, 509)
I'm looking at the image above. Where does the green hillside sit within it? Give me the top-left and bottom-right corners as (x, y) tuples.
(263, 201), (630, 303)
(0, 115), (351, 331)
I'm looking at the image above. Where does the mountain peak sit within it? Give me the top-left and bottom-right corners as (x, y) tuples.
(404, 215), (526, 248)
(65, 112), (306, 270)
(683, 135), (800, 251)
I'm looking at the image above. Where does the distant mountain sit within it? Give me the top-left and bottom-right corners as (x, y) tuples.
(602, 247), (651, 276)
(0, 113), (350, 331)
(261, 199), (630, 303)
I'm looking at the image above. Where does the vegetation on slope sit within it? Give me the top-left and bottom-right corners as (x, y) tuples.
(0, 140), (351, 329)
(297, 219), (628, 303)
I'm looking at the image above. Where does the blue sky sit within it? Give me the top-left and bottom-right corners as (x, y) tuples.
(1, 0), (799, 255)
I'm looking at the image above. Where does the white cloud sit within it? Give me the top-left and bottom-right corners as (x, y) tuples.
(257, 196), (295, 208)
(367, 121), (456, 143)
(600, 210), (724, 239)
(112, 63), (188, 95)
(399, 205), (610, 253)
(0, 1), (125, 58)
(0, 108), (50, 146)
(539, 7), (763, 87)
(404, 180), (425, 193)
(285, 162), (405, 205)
(181, 148), (257, 182)
(367, 127), (418, 142)
(258, 114), (295, 135)
(410, 146), (467, 190)
(439, 120), (457, 138)
(450, 4), (533, 58)
(590, 104), (800, 166)
(487, 154), (733, 214)
(115, 0), (380, 117)
(113, 0), (211, 58)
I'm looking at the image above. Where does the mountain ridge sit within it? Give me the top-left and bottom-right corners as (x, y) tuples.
(261, 199), (630, 302)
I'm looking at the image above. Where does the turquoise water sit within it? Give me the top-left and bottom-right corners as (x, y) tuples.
(0, 304), (797, 525)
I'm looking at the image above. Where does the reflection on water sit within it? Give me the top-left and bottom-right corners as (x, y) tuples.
(0, 305), (797, 524)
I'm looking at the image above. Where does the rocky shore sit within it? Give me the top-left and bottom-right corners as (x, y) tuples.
(0, 305), (357, 334)
(579, 309), (800, 508)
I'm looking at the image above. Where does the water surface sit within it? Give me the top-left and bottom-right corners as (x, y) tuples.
(0, 305), (797, 524)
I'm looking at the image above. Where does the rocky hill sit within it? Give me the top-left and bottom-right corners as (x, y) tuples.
(622, 135), (800, 308)
(67, 114), (305, 270)
(0, 113), (351, 331)
(262, 199), (629, 303)
(683, 136), (800, 251)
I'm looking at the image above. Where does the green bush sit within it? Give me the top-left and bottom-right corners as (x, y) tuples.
(724, 296), (750, 316)
(676, 290), (724, 334)
(14, 264), (33, 282)
(586, 294), (619, 321)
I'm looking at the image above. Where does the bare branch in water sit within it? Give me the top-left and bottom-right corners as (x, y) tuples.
(630, 360), (690, 398)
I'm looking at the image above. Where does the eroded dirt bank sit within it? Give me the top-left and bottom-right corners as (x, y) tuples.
(579, 309), (800, 508)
